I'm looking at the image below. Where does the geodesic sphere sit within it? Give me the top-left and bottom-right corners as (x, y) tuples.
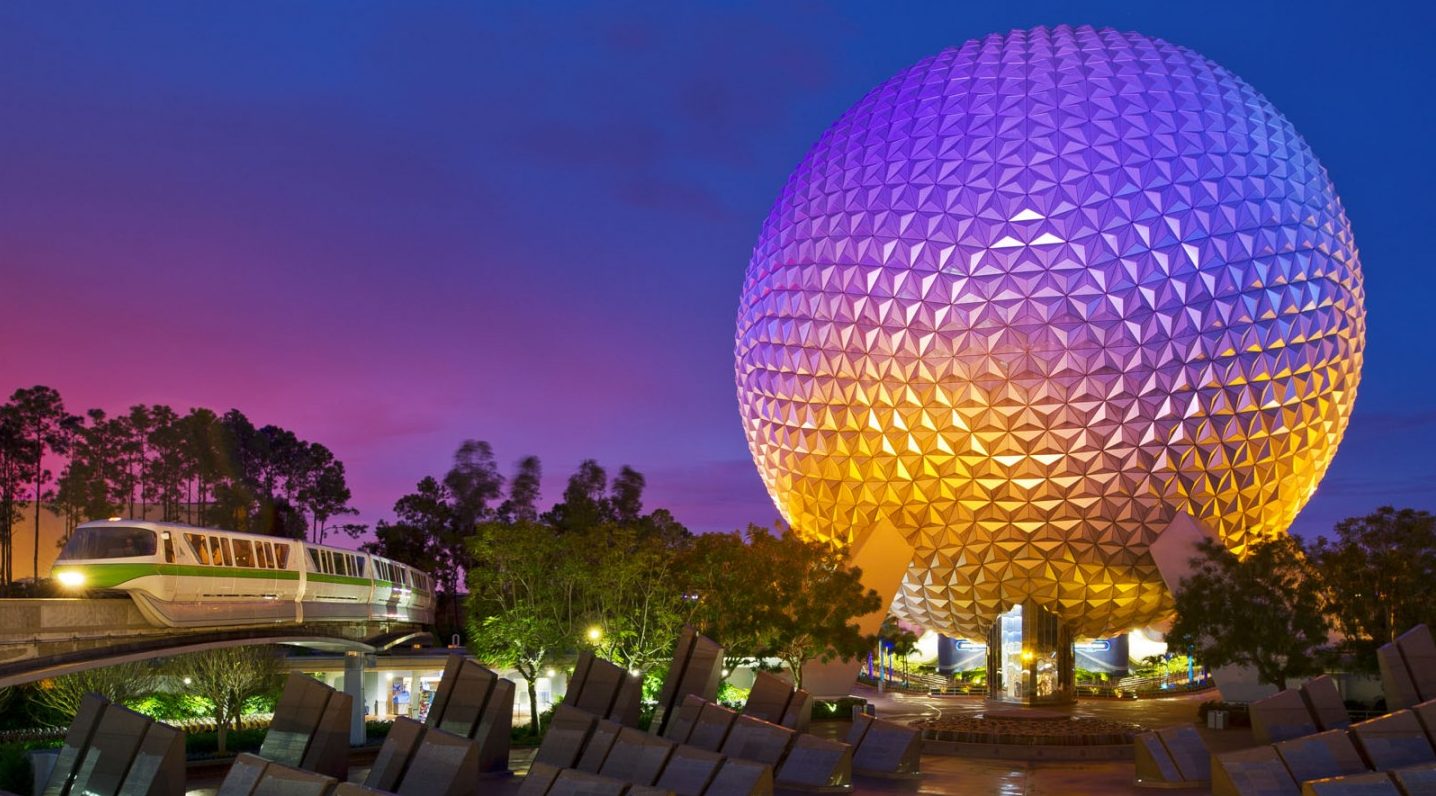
(734, 25), (1365, 640)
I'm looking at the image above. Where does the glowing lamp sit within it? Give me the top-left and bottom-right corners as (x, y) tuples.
(55, 570), (86, 588)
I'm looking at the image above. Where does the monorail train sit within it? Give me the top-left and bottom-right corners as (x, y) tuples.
(49, 518), (434, 628)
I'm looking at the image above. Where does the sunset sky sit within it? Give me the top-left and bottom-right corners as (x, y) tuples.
(3, 1), (1432, 541)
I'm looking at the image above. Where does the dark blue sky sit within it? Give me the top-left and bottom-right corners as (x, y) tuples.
(1, 1), (1431, 538)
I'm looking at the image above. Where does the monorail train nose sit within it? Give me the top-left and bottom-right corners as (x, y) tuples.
(54, 568), (86, 588)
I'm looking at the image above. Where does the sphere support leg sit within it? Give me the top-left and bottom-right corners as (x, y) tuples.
(800, 523), (913, 697)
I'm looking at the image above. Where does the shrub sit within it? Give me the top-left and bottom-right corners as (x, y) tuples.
(811, 697), (866, 721)
(129, 693), (213, 721)
(364, 720), (392, 742)
(0, 743), (32, 796)
(716, 683), (750, 709)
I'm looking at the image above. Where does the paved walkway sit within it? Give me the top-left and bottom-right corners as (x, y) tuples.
(829, 685), (1256, 795)
(188, 688), (1259, 796)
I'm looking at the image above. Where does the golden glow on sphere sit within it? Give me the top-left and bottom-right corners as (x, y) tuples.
(734, 27), (1365, 640)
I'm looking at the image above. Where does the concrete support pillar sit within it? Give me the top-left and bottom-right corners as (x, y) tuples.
(344, 651), (365, 745)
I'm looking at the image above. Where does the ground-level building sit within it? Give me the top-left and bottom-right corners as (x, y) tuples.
(282, 648), (568, 725)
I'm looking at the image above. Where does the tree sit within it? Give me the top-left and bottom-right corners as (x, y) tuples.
(123, 405), (154, 518)
(31, 661), (161, 721)
(172, 645), (283, 754)
(467, 520), (582, 735)
(684, 530), (770, 675)
(685, 525), (880, 688)
(297, 444), (355, 544)
(1167, 536), (1330, 691)
(546, 459), (608, 532)
(580, 522), (692, 674)
(440, 441), (503, 628)
(181, 408), (223, 525)
(749, 526), (882, 688)
(6, 387), (80, 582)
(609, 467), (645, 525)
(499, 456), (543, 523)
(145, 405), (189, 522)
(1308, 507), (1436, 671)
(363, 518), (435, 567)
(207, 409), (261, 531)
(0, 411), (38, 588)
(50, 409), (123, 536)
(878, 615), (920, 683)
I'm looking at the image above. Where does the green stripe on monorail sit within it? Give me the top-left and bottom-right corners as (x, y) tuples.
(307, 573), (375, 587)
(53, 563), (392, 590)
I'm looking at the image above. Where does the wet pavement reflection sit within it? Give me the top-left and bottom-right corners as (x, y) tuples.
(837, 684), (1255, 795)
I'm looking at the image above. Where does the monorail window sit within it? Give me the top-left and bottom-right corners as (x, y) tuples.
(275, 545), (289, 569)
(57, 526), (156, 560)
(308, 548), (321, 571)
(356, 558), (366, 577)
(186, 533), (210, 565)
(162, 533), (175, 564)
(257, 543), (271, 569)
(233, 540), (254, 568)
(209, 537), (224, 566)
(220, 537), (234, 566)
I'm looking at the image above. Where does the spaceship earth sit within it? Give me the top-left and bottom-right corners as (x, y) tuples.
(734, 25), (1365, 640)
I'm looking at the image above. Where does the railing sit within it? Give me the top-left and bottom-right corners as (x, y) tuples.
(858, 670), (950, 693)
(858, 669), (1219, 699)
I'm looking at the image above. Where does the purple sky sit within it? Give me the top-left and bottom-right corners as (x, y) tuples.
(3, 2), (1433, 541)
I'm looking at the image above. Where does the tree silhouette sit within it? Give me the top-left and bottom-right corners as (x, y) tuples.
(6, 386), (80, 583)
(1167, 536), (1329, 691)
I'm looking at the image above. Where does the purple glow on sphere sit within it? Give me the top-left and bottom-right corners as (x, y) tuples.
(735, 26), (1365, 638)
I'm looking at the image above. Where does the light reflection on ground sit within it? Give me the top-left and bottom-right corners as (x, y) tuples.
(187, 686), (1258, 796)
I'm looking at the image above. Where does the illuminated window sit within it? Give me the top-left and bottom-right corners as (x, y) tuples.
(186, 533), (210, 565)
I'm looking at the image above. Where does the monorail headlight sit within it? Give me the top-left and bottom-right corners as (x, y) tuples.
(56, 570), (86, 588)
